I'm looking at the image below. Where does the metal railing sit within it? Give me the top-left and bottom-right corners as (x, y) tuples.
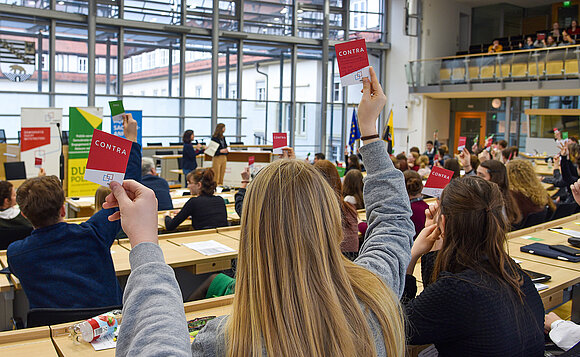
(406, 45), (580, 87)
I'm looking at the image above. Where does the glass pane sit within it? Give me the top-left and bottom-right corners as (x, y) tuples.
(0, 17), (50, 92)
(123, 31), (180, 97)
(95, 29), (119, 95)
(243, 1), (292, 35)
(124, 0), (182, 25)
(54, 24), (88, 94)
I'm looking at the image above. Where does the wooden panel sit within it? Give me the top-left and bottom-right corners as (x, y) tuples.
(451, 67), (465, 80)
(565, 59), (579, 74)
(195, 259), (232, 274)
(524, 109), (580, 116)
(439, 69), (451, 81)
(542, 290), (563, 310)
(0, 326), (57, 357)
(546, 61), (564, 75)
(528, 61), (545, 76)
(498, 63), (511, 78)
(511, 63), (527, 77)
(480, 65), (495, 79)
(467, 66), (479, 80)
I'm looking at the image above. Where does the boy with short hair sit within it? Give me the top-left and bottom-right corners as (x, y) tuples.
(7, 115), (141, 309)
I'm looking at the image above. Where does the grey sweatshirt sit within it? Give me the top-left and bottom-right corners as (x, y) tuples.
(116, 140), (414, 357)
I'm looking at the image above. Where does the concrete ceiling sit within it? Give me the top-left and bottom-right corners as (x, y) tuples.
(455, 0), (558, 8)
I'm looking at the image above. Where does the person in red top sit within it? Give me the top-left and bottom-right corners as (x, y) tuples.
(404, 170), (429, 239)
(569, 20), (580, 36)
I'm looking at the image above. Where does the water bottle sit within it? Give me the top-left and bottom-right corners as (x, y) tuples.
(70, 310), (122, 343)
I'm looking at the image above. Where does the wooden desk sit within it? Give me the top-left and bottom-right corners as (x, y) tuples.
(0, 251), (19, 290)
(0, 326), (58, 356)
(65, 197), (95, 218)
(50, 296), (234, 357)
(216, 227), (241, 240)
(535, 165), (554, 176)
(163, 234), (239, 275)
(0, 255), (14, 331)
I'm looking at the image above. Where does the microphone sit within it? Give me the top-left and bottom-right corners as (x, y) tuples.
(56, 123), (65, 181)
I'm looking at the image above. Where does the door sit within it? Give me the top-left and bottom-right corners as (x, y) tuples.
(454, 112), (486, 153)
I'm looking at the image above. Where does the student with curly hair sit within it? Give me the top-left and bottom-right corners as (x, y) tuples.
(507, 159), (555, 219)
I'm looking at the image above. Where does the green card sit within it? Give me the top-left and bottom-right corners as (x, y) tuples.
(109, 100), (125, 123)
(563, 132), (569, 139)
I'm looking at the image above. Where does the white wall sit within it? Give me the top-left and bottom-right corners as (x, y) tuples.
(421, 0), (472, 59)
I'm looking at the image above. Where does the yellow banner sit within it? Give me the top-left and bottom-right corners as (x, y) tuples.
(68, 158), (99, 197)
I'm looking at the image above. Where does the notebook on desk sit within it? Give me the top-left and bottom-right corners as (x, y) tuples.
(520, 243), (580, 263)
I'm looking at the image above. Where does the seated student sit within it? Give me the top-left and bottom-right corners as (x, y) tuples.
(551, 143), (579, 203)
(559, 30), (576, 46)
(478, 148), (492, 163)
(545, 312), (580, 352)
(115, 68), (413, 356)
(404, 170), (428, 239)
(501, 146), (519, 164)
(443, 158), (461, 179)
(403, 177), (545, 356)
(7, 114), (141, 309)
(488, 39), (503, 53)
(141, 157), (173, 211)
(407, 151), (420, 171)
(0, 180), (33, 230)
(345, 153), (362, 173)
(395, 153), (409, 172)
(164, 168), (227, 231)
(458, 147), (476, 176)
(477, 160), (522, 227)
(313, 152), (325, 163)
(507, 159), (555, 218)
(234, 167), (250, 217)
(94, 186), (112, 213)
(436, 144), (451, 166)
(417, 155), (431, 178)
(519, 36), (535, 49)
(423, 140), (438, 166)
(409, 146), (421, 155)
(315, 159), (360, 256)
(343, 169), (364, 210)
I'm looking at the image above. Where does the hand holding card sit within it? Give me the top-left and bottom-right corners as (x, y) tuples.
(422, 166), (454, 198)
(123, 113), (138, 142)
(84, 129), (133, 186)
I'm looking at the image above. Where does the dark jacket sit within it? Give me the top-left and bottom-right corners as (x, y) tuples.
(211, 136), (228, 157)
(403, 251), (545, 356)
(182, 143), (203, 171)
(164, 195), (228, 231)
(7, 142), (142, 309)
(142, 174), (173, 211)
(234, 188), (245, 217)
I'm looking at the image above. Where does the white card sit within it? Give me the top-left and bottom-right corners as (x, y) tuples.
(534, 283), (549, 292)
(204, 141), (220, 157)
(91, 333), (116, 351)
(182, 240), (236, 256)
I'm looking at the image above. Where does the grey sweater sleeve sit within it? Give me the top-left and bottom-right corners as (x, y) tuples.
(116, 242), (191, 357)
(354, 141), (414, 298)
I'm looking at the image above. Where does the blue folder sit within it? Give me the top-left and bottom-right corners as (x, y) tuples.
(520, 243), (580, 263)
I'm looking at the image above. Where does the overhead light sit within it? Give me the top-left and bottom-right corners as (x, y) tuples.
(262, 28), (267, 32)
(28, 0), (35, 5)
(58, 0), (64, 4)
(297, 17), (303, 21)
(280, 7), (288, 14)
(297, 9), (304, 14)
(189, 4), (196, 9)
(151, 17), (158, 22)
(274, 17), (280, 21)
(267, 23), (273, 27)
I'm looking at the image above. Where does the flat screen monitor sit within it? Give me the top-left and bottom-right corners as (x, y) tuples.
(4, 162), (26, 180)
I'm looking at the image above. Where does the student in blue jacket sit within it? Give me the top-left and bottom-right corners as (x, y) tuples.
(182, 129), (203, 178)
(7, 114), (141, 309)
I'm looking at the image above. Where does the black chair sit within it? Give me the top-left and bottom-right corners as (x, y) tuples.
(27, 305), (122, 328)
(147, 142), (162, 147)
(549, 202), (580, 221)
(177, 157), (183, 184)
(230, 141), (244, 145)
(0, 129), (6, 143)
(4, 162), (26, 180)
(154, 150), (173, 156)
(469, 44), (482, 54)
(520, 208), (549, 229)
(169, 142), (183, 146)
(0, 226), (33, 250)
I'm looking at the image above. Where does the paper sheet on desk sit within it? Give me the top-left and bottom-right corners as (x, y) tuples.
(91, 333), (116, 351)
(549, 228), (580, 238)
(535, 283), (549, 292)
(183, 240), (236, 256)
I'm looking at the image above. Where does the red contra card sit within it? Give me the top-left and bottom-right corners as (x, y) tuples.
(272, 132), (288, 155)
(457, 136), (467, 152)
(335, 39), (370, 86)
(84, 129), (132, 186)
(421, 166), (454, 198)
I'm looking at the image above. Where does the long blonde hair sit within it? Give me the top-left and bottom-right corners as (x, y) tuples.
(226, 159), (405, 357)
(94, 186), (112, 213)
(507, 159), (555, 211)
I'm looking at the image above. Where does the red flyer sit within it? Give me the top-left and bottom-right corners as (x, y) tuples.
(84, 129), (132, 186)
(272, 133), (288, 155)
(421, 166), (454, 198)
(457, 136), (467, 152)
(248, 156), (255, 166)
(334, 39), (370, 86)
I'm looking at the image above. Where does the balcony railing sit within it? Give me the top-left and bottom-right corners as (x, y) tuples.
(406, 45), (580, 88)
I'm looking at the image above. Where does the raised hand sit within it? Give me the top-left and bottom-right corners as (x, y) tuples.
(357, 66), (386, 142)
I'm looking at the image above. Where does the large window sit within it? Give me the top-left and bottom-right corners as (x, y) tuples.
(0, 1), (388, 152)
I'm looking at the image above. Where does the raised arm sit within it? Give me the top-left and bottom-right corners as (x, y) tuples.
(105, 180), (190, 357)
(353, 67), (414, 297)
